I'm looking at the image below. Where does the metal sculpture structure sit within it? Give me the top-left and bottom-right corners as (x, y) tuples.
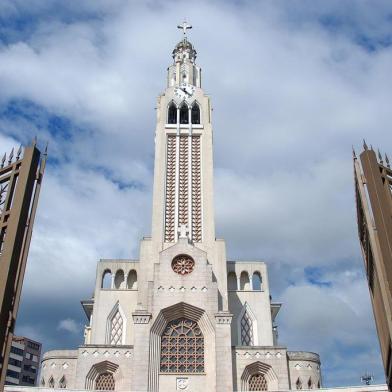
(0, 141), (46, 390)
(354, 143), (392, 390)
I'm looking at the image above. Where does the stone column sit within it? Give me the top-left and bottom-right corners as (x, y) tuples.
(131, 309), (152, 392)
(215, 311), (234, 392)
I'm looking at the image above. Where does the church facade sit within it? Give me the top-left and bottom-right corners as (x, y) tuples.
(37, 27), (322, 392)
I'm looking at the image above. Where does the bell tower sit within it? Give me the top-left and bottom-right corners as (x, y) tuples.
(150, 22), (217, 256)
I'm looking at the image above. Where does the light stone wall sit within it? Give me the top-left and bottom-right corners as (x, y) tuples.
(91, 260), (139, 345)
(228, 261), (274, 346)
(287, 351), (322, 389)
(40, 350), (77, 388)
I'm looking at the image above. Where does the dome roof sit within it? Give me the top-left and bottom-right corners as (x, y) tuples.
(172, 38), (197, 59)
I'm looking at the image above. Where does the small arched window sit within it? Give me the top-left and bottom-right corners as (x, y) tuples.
(127, 270), (137, 289)
(102, 270), (112, 289)
(240, 271), (250, 290)
(317, 381), (321, 388)
(180, 103), (189, 124)
(59, 376), (66, 388)
(95, 372), (115, 390)
(308, 377), (313, 389)
(296, 378), (303, 390)
(41, 378), (45, 387)
(168, 103), (177, 124)
(227, 272), (237, 290)
(114, 270), (124, 289)
(48, 376), (55, 388)
(191, 103), (200, 124)
(252, 272), (262, 291)
(249, 373), (268, 391)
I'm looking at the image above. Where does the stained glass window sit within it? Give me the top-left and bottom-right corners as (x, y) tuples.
(249, 373), (268, 391)
(160, 318), (204, 373)
(95, 372), (115, 391)
(241, 311), (254, 346)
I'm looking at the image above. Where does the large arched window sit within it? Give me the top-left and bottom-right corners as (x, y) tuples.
(252, 272), (262, 290)
(240, 271), (250, 290)
(107, 302), (125, 345)
(127, 270), (137, 289)
(114, 270), (124, 289)
(168, 103), (177, 124)
(180, 103), (189, 124)
(191, 103), (200, 124)
(95, 373), (115, 391)
(249, 373), (268, 391)
(101, 270), (112, 289)
(227, 271), (237, 290)
(240, 310), (254, 346)
(160, 318), (204, 373)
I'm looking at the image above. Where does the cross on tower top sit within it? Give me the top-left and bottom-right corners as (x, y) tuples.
(177, 20), (192, 37)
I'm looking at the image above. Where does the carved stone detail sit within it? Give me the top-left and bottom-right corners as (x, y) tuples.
(191, 136), (202, 242)
(164, 135), (176, 242)
(178, 136), (189, 227)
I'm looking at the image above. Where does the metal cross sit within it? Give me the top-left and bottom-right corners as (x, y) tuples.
(177, 21), (192, 36)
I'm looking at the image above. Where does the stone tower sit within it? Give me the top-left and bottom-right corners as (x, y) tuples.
(37, 24), (322, 392)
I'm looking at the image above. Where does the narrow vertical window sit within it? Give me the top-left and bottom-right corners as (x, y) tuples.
(296, 378), (303, 390)
(241, 310), (254, 346)
(110, 309), (123, 345)
(168, 103), (177, 124)
(180, 103), (189, 124)
(191, 103), (200, 124)
(252, 272), (262, 290)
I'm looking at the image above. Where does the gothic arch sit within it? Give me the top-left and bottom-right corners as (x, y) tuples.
(148, 302), (215, 392)
(114, 269), (124, 289)
(237, 302), (258, 346)
(85, 361), (121, 390)
(241, 361), (278, 391)
(180, 102), (189, 124)
(191, 101), (200, 124)
(101, 269), (112, 289)
(167, 101), (177, 124)
(127, 269), (137, 289)
(227, 271), (237, 290)
(59, 375), (66, 388)
(240, 271), (251, 290)
(252, 271), (262, 291)
(106, 301), (126, 345)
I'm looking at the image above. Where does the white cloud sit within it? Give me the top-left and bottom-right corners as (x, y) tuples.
(57, 318), (81, 334)
(2, 0), (391, 386)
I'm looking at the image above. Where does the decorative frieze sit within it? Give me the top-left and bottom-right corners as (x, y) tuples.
(132, 311), (152, 324)
(164, 135), (176, 242)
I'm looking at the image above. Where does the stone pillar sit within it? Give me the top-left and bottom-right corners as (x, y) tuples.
(215, 311), (234, 392)
(131, 309), (152, 392)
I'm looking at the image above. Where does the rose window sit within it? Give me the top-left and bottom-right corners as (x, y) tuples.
(172, 255), (195, 275)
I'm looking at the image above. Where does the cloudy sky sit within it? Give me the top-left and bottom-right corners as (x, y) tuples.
(1, 0), (392, 387)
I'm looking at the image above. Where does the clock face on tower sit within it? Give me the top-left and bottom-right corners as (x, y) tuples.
(174, 83), (195, 99)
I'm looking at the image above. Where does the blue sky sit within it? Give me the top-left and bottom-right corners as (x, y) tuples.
(1, 0), (392, 387)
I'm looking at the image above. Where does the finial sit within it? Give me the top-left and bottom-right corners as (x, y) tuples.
(1, 153), (5, 168)
(32, 136), (37, 147)
(44, 141), (49, 156)
(378, 149), (383, 164)
(177, 20), (192, 39)
(352, 146), (356, 159)
(16, 144), (22, 160)
(363, 139), (368, 150)
(386, 154), (390, 168)
(8, 148), (14, 165)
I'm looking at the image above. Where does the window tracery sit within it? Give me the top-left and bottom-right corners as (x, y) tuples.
(95, 372), (115, 390)
(249, 373), (268, 391)
(240, 310), (254, 346)
(110, 309), (124, 345)
(160, 317), (204, 373)
(172, 254), (195, 275)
